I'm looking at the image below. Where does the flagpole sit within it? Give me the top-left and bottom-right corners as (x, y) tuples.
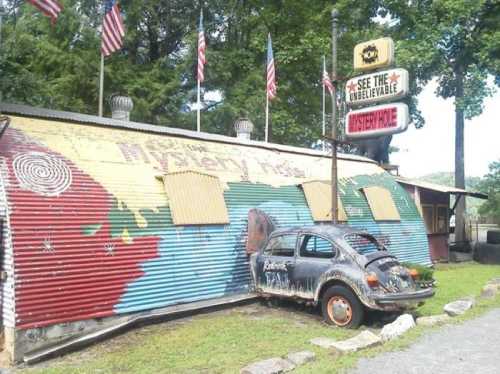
(197, 79), (201, 132)
(265, 94), (269, 142)
(322, 56), (326, 151)
(98, 53), (104, 117)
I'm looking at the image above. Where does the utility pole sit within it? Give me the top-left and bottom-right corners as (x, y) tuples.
(331, 8), (339, 224)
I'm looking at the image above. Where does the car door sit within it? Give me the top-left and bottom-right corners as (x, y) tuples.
(292, 233), (337, 299)
(255, 233), (297, 296)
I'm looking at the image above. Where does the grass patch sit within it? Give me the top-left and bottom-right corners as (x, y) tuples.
(20, 263), (500, 374)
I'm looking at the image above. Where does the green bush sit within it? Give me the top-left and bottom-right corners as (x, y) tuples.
(402, 262), (435, 281)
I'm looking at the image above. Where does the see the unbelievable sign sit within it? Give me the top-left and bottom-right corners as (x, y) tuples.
(346, 68), (409, 106)
(346, 103), (409, 139)
(353, 37), (394, 71)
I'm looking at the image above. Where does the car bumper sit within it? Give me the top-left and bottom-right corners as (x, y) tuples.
(372, 288), (435, 305)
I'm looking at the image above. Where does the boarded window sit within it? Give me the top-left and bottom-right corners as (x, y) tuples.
(421, 204), (434, 234)
(436, 205), (449, 234)
(162, 171), (229, 225)
(362, 186), (400, 221)
(421, 204), (448, 234)
(301, 181), (347, 222)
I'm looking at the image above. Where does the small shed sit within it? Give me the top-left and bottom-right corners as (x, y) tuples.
(0, 104), (431, 361)
(396, 177), (488, 262)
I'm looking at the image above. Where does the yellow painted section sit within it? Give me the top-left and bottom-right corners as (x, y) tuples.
(162, 171), (229, 225)
(301, 181), (348, 222)
(9, 116), (384, 226)
(362, 186), (400, 221)
(353, 37), (394, 71)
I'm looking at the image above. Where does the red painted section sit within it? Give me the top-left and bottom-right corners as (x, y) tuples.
(0, 129), (160, 328)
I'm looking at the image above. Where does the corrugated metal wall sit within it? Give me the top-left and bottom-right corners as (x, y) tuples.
(0, 157), (15, 328)
(340, 173), (431, 265)
(0, 114), (430, 330)
(115, 183), (313, 314)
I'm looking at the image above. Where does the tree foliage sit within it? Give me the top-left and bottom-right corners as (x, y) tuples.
(478, 160), (500, 222)
(1, 0), (498, 152)
(0, 0), (385, 146)
(380, 0), (500, 121)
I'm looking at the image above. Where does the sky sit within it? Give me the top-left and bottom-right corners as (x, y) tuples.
(391, 81), (500, 178)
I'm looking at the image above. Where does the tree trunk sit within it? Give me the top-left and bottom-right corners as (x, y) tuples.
(454, 68), (466, 244)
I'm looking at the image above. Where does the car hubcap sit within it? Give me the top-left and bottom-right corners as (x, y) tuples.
(327, 296), (352, 326)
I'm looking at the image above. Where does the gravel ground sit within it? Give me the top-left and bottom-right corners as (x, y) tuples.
(350, 308), (500, 374)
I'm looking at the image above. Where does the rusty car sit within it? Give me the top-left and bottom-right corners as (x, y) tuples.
(249, 224), (435, 328)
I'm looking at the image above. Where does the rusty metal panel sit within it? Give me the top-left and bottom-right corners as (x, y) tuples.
(246, 208), (276, 254)
(301, 181), (348, 221)
(162, 171), (229, 225)
(362, 186), (401, 221)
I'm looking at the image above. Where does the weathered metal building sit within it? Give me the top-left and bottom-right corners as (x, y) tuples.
(0, 104), (431, 361)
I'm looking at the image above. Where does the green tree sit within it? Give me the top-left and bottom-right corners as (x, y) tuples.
(1, 0), (386, 145)
(478, 160), (500, 222)
(381, 0), (500, 242)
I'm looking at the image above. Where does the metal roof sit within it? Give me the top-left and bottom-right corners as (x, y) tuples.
(396, 176), (488, 199)
(0, 103), (376, 164)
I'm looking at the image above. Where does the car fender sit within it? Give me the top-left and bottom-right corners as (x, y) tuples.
(314, 265), (378, 309)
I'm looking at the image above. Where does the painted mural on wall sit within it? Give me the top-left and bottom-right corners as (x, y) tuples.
(0, 116), (429, 329)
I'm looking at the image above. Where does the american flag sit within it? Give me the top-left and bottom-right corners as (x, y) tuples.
(266, 34), (276, 100)
(323, 68), (334, 95)
(27, 0), (63, 24)
(197, 10), (206, 83)
(101, 0), (125, 57)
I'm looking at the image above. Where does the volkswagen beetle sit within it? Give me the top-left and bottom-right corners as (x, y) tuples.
(249, 224), (434, 328)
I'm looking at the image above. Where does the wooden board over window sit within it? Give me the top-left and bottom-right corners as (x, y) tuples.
(421, 204), (434, 234)
(301, 181), (348, 222)
(162, 171), (229, 225)
(362, 186), (400, 221)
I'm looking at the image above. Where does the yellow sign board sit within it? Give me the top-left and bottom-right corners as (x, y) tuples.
(353, 37), (394, 71)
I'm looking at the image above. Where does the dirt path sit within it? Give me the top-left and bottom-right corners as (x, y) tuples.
(350, 308), (500, 374)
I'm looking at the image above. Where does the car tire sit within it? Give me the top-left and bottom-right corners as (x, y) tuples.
(487, 230), (500, 245)
(321, 285), (364, 328)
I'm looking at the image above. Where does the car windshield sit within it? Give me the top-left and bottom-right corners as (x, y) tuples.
(343, 233), (385, 255)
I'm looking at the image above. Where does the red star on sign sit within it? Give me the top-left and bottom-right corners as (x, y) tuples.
(389, 72), (400, 84)
(347, 81), (357, 93)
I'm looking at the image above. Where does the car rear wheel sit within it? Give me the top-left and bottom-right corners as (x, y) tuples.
(321, 285), (364, 328)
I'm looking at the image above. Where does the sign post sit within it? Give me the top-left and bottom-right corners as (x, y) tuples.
(331, 8), (339, 224)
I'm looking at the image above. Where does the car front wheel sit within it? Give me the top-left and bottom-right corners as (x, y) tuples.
(321, 285), (364, 328)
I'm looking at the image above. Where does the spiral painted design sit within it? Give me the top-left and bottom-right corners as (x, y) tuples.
(13, 152), (72, 197)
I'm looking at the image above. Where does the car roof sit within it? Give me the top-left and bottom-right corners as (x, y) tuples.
(271, 224), (365, 238)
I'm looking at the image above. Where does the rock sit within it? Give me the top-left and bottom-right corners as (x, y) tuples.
(310, 337), (337, 348)
(380, 314), (415, 341)
(480, 284), (498, 299)
(416, 314), (451, 327)
(286, 351), (316, 366)
(488, 277), (500, 286)
(329, 330), (381, 353)
(240, 357), (295, 374)
(444, 298), (474, 316)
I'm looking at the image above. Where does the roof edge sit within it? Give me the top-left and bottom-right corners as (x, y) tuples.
(0, 103), (376, 165)
(396, 176), (488, 199)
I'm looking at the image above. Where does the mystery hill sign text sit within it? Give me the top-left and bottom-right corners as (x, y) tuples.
(346, 103), (409, 139)
(346, 68), (409, 106)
